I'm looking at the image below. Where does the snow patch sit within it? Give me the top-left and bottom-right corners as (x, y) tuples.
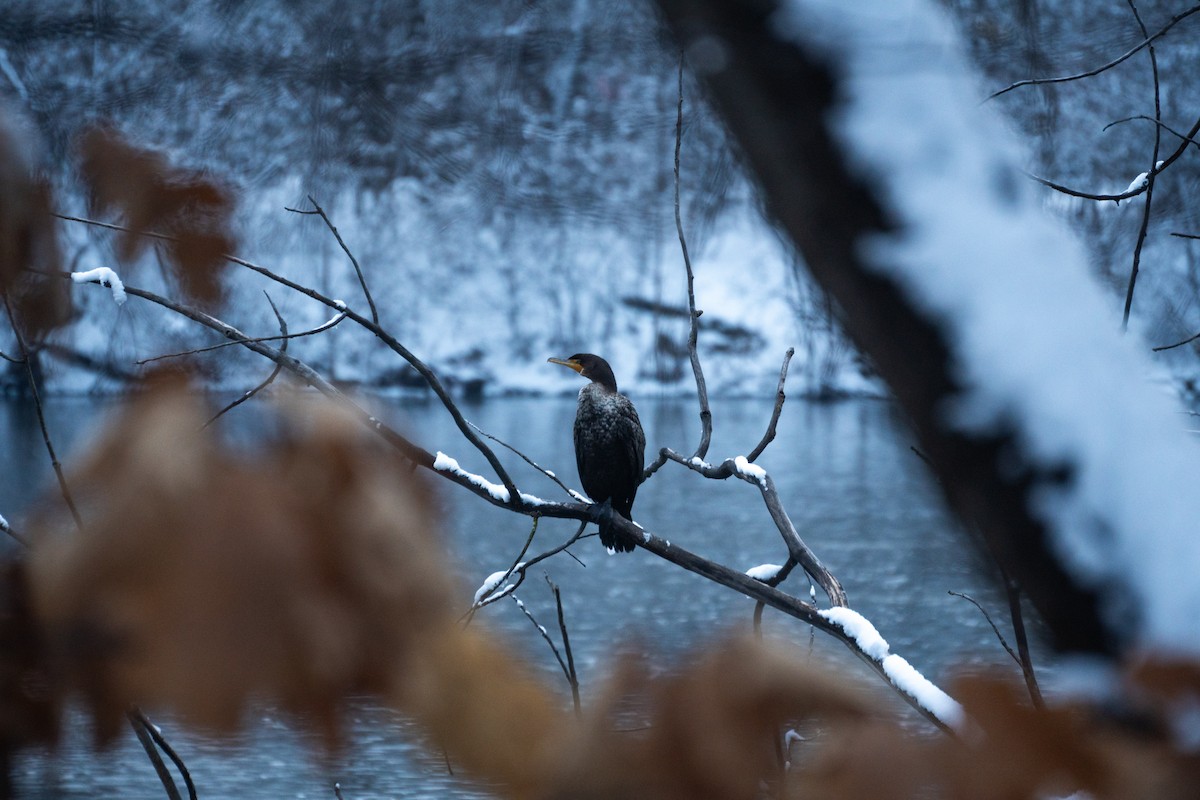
(746, 563), (784, 582)
(433, 450), (550, 507)
(72, 267), (126, 305)
(473, 563), (524, 604)
(820, 606), (964, 727)
(733, 455), (768, 486)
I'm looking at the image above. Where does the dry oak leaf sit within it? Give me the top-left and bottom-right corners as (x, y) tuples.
(29, 380), (452, 744)
(78, 126), (234, 306)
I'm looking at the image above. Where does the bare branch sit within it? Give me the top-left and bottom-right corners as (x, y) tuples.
(286, 195), (380, 326)
(948, 590), (1021, 667)
(131, 708), (198, 800)
(137, 308), (346, 365)
(1102, 114), (1200, 150)
(203, 292), (289, 428)
(467, 517), (541, 616)
(675, 54), (712, 461)
(657, 447), (846, 607)
(747, 348), (794, 463)
(1121, 0), (1163, 331)
(54, 213), (524, 506)
(510, 591), (579, 711)
(986, 4), (1200, 100)
(1027, 111), (1200, 203)
(547, 575), (581, 715)
(467, 420), (586, 502)
(3, 296), (82, 530)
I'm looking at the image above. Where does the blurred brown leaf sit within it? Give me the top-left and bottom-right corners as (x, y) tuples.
(550, 637), (870, 800)
(794, 670), (1200, 800)
(0, 560), (60, 759)
(78, 126), (234, 306)
(0, 109), (69, 337)
(28, 377), (451, 743)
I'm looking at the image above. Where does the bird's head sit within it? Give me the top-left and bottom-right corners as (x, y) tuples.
(547, 353), (618, 392)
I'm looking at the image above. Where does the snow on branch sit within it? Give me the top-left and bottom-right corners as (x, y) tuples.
(820, 607), (964, 729)
(433, 450), (550, 508)
(71, 267), (126, 305)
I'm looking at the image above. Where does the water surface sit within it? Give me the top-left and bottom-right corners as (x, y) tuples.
(1, 394), (1048, 799)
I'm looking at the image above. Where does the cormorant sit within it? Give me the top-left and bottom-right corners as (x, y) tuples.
(548, 353), (645, 552)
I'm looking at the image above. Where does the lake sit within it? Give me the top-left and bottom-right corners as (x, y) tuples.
(1, 394), (1050, 799)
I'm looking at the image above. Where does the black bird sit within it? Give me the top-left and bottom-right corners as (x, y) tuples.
(548, 353), (645, 552)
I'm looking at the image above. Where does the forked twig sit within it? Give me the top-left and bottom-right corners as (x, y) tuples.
(131, 708), (198, 800)
(204, 292), (289, 428)
(287, 194), (380, 325)
(986, 4), (1200, 100)
(747, 348), (795, 463)
(138, 308), (346, 365)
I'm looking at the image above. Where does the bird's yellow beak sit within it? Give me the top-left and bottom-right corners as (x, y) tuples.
(547, 357), (584, 374)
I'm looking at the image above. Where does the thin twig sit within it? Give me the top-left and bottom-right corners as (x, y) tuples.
(547, 575), (581, 715)
(948, 590), (1021, 667)
(674, 53), (712, 460)
(1027, 111), (1200, 203)
(468, 421), (586, 502)
(0, 349), (20, 363)
(1102, 114), (1200, 150)
(1152, 330), (1200, 352)
(510, 593), (575, 696)
(204, 292), (289, 428)
(468, 521), (592, 617)
(1172, 232), (1200, 240)
(0, 514), (28, 547)
(287, 195), (380, 326)
(986, 4), (1200, 100)
(747, 348), (794, 463)
(466, 517), (541, 617)
(3, 296), (82, 530)
(138, 309), (345, 365)
(1122, 0), (1162, 331)
(131, 708), (198, 800)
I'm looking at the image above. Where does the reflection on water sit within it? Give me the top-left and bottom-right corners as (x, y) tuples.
(2, 395), (1049, 799)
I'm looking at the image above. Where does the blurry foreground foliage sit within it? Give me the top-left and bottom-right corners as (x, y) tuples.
(3, 96), (1200, 800)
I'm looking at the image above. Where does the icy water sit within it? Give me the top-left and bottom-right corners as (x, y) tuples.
(0, 395), (1048, 799)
